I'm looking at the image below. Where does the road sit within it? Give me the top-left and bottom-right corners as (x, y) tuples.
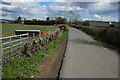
(59, 27), (118, 78)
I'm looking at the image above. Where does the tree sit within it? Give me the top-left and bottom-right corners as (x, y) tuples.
(17, 16), (21, 21)
(56, 17), (67, 24)
(68, 11), (81, 24)
(82, 21), (90, 26)
(46, 17), (50, 20)
(24, 18), (26, 21)
(14, 16), (22, 23)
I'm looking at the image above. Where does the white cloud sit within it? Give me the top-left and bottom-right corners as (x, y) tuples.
(88, 2), (118, 14)
(48, 2), (83, 12)
(93, 14), (118, 22)
(1, 0), (55, 2)
(0, 14), (14, 20)
(2, 0), (34, 2)
(93, 14), (102, 20)
(1, 1), (118, 22)
(55, 0), (119, 2)
(1, 0), (119, 2)
(1, 2), (49, 20)
(102, 16), (118, 21)
(1, 3), (16, 10)
(0, 10), (12, 15)
(50, 5), (83, 11)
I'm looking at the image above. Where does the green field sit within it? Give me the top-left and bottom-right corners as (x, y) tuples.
(2, 23), (58, 36)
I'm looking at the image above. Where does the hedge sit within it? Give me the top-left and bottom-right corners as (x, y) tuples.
(24, 20), (56, 25)
(79, 26), (120, 47)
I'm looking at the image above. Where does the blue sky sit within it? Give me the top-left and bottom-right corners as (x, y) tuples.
(0, 0), (119, 22)
(39, 2), (54, 5)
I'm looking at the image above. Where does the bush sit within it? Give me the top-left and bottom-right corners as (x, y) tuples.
(82, 21), (90, 26)
(80, 26), (120, 47)
(110, 24), (115, 27)
(58, 24), (68, 31)
(75, 25), (82, 29)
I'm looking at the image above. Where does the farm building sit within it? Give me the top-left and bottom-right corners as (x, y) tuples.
(88, 21), (119, 27)
(89, 21), (110, 27)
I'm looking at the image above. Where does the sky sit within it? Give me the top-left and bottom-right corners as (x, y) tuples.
(0, 0), (119, 22)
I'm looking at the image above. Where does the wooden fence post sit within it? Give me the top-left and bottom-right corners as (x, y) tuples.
(19, 35), (21, 46)
(10, 37), (12, 53)
(19, 35), (22, 57)
(33, 33), (35, 38)
(0, 39), (3, 55)
(49, 31), (50, 35)
(27, 33), (29, 41)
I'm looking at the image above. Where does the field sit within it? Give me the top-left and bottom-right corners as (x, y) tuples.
(2, 23), (58, 36)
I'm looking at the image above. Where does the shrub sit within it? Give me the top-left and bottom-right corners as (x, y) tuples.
(110, 24), (115, 27)
(82, 21), (90, 26)
(57, 24), (68, 31)
(80, 26), (120, 47)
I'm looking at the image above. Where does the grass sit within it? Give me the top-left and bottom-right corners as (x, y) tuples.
(2, 23), (58, 36)
(2, 30), (68, 79)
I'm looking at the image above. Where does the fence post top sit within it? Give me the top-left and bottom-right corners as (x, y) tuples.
(0, 33), (28, 40)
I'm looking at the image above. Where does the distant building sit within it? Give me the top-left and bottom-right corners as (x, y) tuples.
(89, 21), (110, 27)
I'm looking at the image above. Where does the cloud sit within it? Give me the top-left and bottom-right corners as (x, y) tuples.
(0, 1), (118, 22)
(70, 2), (118, 22)
(1, 0), (55, 2)
(1, 1), (11, 5)
(88, 2), (118, 15)
(49, 3), (83, 11)
(1, 1), (49, 20)
(1, 3), (17, 10)
(93, 14), (118, 21)
(1, 0), (119, 2)
(71, 2), (118, 15)
(55, 0), (119, 2)
(93, 14), (102, 20)
(0, 14), (14, 19)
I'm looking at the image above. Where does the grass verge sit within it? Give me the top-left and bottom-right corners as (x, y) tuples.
(2, 30), (68, 79)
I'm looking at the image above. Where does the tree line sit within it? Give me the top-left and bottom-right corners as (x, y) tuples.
(12, 16), (67, 25)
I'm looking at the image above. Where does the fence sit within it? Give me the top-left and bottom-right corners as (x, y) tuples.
(0, 33), (29, 60)
(0, 27), (64, 61)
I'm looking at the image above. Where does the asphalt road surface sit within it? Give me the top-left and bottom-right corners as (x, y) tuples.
(60, 27), (118, 78)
